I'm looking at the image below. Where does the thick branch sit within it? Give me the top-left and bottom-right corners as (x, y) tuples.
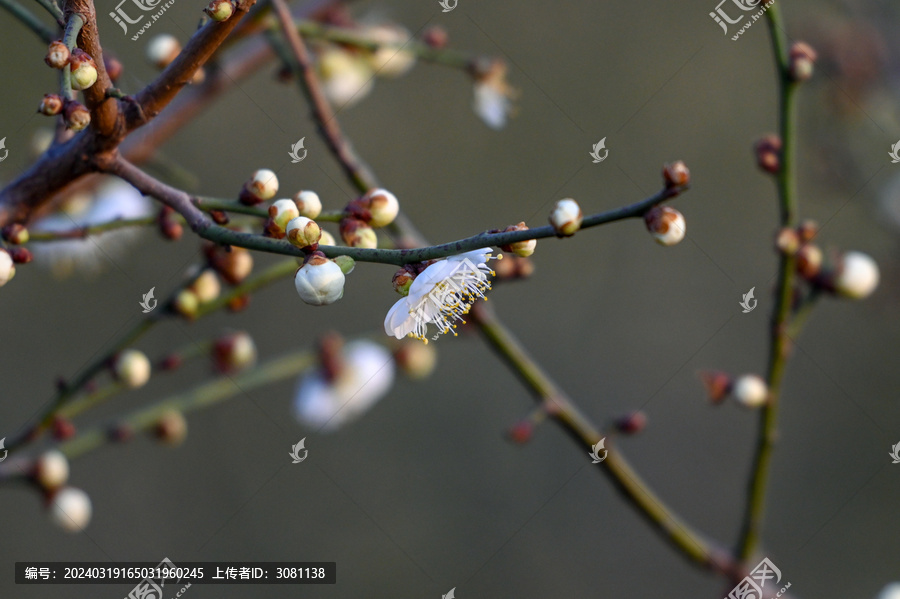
(65, 0), (118, 135)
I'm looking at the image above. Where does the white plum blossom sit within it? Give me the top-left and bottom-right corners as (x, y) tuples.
(384, 248), (498, 342)
(876, 583), (900, 599)
(293, 340), (395, 431)
(472, 60), (516, 130)
(30, 178), (152, 278)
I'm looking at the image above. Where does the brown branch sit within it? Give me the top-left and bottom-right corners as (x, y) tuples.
(65, 0), (118, 135)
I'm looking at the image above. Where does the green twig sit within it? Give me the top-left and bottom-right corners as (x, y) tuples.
(0, 0), (56, 41)
(33, 0), (64, 26)
(27, 217), (156, 241)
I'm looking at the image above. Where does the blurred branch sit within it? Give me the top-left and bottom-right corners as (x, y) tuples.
(737, 3), (801, 562)
(34, 0), (64, 25)
(0, 0), (56, 41)
(27, 216), (156, 240)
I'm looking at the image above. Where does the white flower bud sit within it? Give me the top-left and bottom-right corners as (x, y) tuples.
(154, 409), (188, 446)
(644, 206), (685, 246)
(366, 24), (416, 78)
(294, 255), (345, 306)
(44, 41), (69, 69)
(876, 583), (900, 599)
(113, 349), (151, 388)
(34, 450), (69, 490)
(146, 34), (181, 69)
(364, 188), (399, 227)
(549, 198), (582, 236)
(246, 169), (279, 201)
(190, 269), (221, 303)
(318, 230), (336, 246)
(293, 191), (322, 218)
(0, 249), (16, 286)
(204, 0), (234, 21)
(49, 487), (92, 532)
(834, 251), (879, 300)
(732, 374), (768, 408)
(501, 222), (536, 257)
(318, 49), (374, 108)
(268, 199), (300, 232)
(286, 216), (322, 248)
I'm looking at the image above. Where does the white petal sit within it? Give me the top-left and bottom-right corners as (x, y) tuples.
(473, 84), (509, 130)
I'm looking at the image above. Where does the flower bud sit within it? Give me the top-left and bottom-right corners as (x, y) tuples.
(44, 40), (69, 69)
(241, 169), (279, 205)
(293, 190), (322, 218)
(700, 370), (732, 404)
(833, 251), (879, 299)
(393, 340), (437, 379)
(294, 254), (345, 305)
(227, 294), (250, 312)
(366, 25), (416, 78)
(392, 269), (414, 296)
(422, 25), (449, 49)
(2, 223), (29, 244)
(362, 188), (399, 227)
(10, 247), (32, 264)
(190, 269), (221, 303)
(340, 218), (378, 248)
(614, 411), (647, 434)
(795, 244), (822, 279)
(154, 409), (188, 446)
(318, 230), (336, 246)
(754, 135), (781, 174)
(267, 199), (300, 234)
(286, 216), (322, 249)
(775, 227), (800, 255)
(797, 219), (818, 243)
(157, 206), (182, 241)
(39, 93), (64, 116)
(318, 48), (374, 108)
(204, 0), (234, 21)
(104, 55), (123, 82)
(34, 450), (69, 490)
(48, 487), (92, 532)
(644, 206), (685, 246)
(500, 222), (536, 257)
(52, 416), (76, 440)
(0, 249), (16, 286)
(732, 374), (768, 408)
(112, 349), (151, 388)
(507, 420), (534, 444)
(549, 198), (582, 236)
(69, 49), (98, 91)
(788, 41), (817, 82)
(173, 289), (199, 318)
(64, 101), (91, 131)
(146, 34), (181, 69)
(662, 160), (690, 188)
(213, 331), (257, 373)
(209, 245), (253, 284)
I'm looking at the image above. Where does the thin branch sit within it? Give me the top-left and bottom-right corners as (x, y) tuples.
(736, 3), (800, 561)
(0, 0), (56, 41)
(34, 0), (64, 25)
(27, 216), (156, 240)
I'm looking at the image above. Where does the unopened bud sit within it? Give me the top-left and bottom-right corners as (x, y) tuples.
(10, 247), (32, 264)
(775, 227), (800, 255)
(52, 416), (76, 440)
(154, 409), (188, 446)
(392, 268), (414, 296)
(340, 218), (377, 248)
(190, 269), (221, 303)
(48, 487), (92, 532)
(662, 160), (690, 188)
(0, 249), (16, 286)
(69, 49), (98, 91)
(507, 420), (534, 444)
(549, 198), (582, 236)
(500, 222), (536, 257)
(213, 331), (257, 373)
(788, 41), (817, 82)
(644, 206), (685, 246)
(362, 188), (399, 227)
(797, 219), (818, 243)
(146, 34), (181, 68)
(64, 101), (91, 131)
(44, 40), (69, 69)
(614, 411), (647, 434)
(732, 374), (768, 408)
(422, 25), (449, 49)
(754, 135), (781, 174)
(269, 198), (301, 234)
(104, 55), (123, 82)
(293, 190), (322, 218)
(700, 370), (732, 404)
(204, 0), (234, 21)
(173, 289), (200, 318)
(833, 251), (879, 299)
(2, 223), (29, 244)
(209, 246), (253, 284)
(286, 216), (322, 249)
(795, 244), (823, 279)
(240, 169), (279, 204)
(112, 349), (151, 388)
(393, 340), (437, 379)
(318, 230), (336, 246)
(39, 93), (64, 116)
(34, 450), (69, 490)
(294, 254), (345, 306)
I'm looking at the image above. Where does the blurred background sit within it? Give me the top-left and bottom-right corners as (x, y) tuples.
(1, 0), (899, 597)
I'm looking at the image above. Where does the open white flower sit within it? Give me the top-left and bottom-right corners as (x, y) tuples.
(293, 340), (395, 431)
(384, 248), (498, 342)
(472, 60), (516, 130)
